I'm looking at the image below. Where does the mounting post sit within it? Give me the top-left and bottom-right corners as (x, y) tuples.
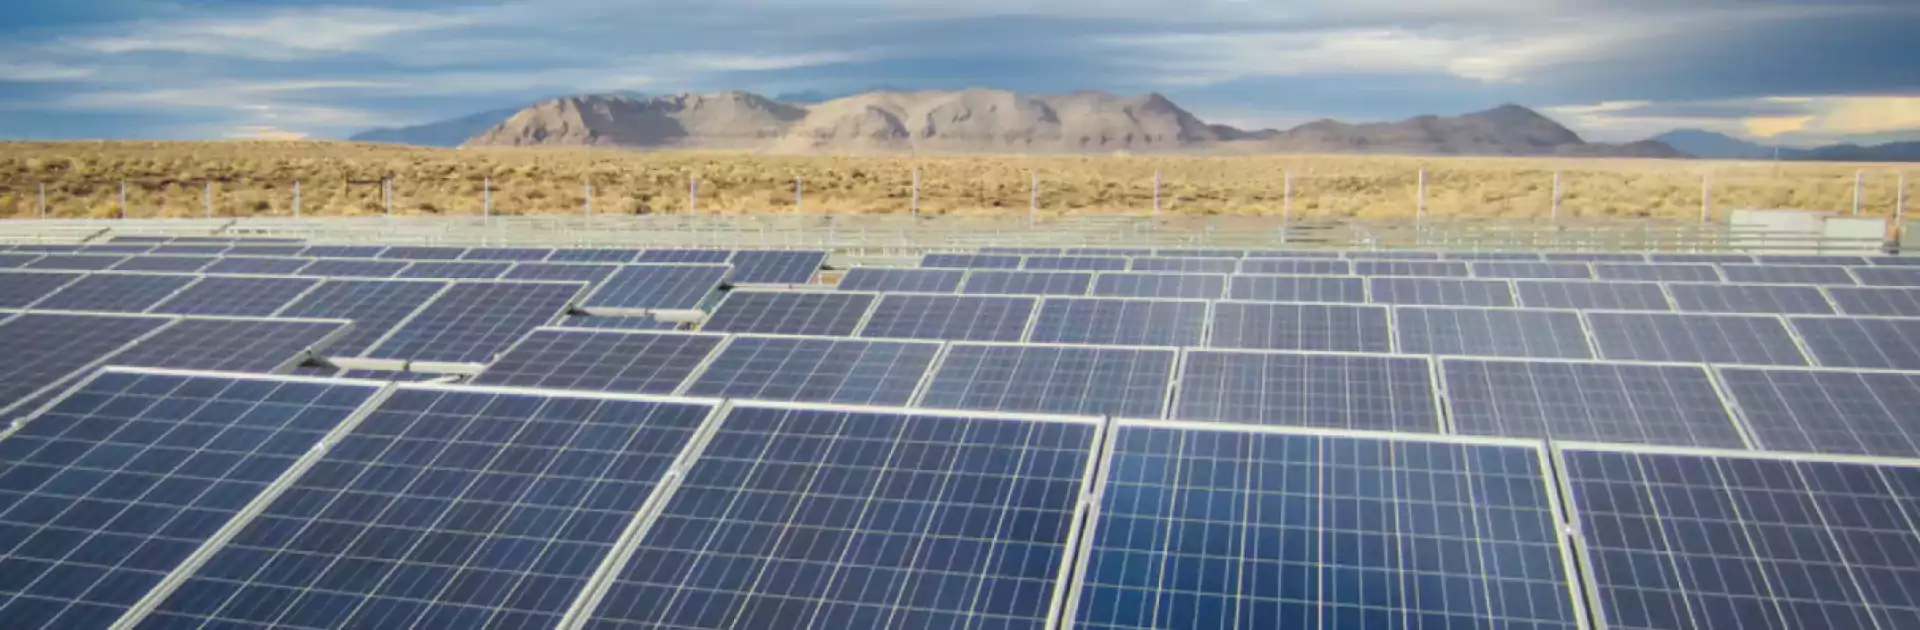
(37, 182), (45, 219)
(1029, 170), (1038, 225)
(912, 167), (920, 218)
(1152, 169), (1161, 217)
(1853, 170), (1864, 216)
(689, 175), (697, 213)
(1282, 170), (1292, 225)
(1898, 173), (1907, 226)
(119, 180), (127, 219)
(1701, 172), (1711, 223)
(384, 177), (393, 217)
(203, 181), (211, 218)
(1552, 170), (1562, 221)
(293, 180), (301, 218)
(484, 176), (492, 219)
(585, 180), (593, 216)
(1417, 168), (1427, 220)
(794, 177), (802, 213)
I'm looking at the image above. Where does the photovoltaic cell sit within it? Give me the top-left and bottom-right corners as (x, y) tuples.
(459, 247), (553, 261)
(36, 273), (199, 312)
(1791, 316), (1920, 369)
(701, 291), (875, 336)
(1228, 275), (1366, 303)
(1074, 248), (1155, 256)
(1022, 255), (1129, 271)
(1560, 448), (1920, 630)
(0, 254), (38, 269)
(1667, 283), (1836, 315)
(1514, 280), (1672, 311)
(549, 248), (642, 263)
(1210, 302), (1391, 352)
(1128, 257), (1238, 273)
(921, 344), (1175, 418)
(1719, 264), (1857, 285)
(857, 294), (1035, 342)
(367, 281), (585, 363)
(22, 254), (126, 271)
(962, 270), (1094, 296)
(585, 405), (1097, 630)
(684, 336), (941, 406)
(0, 271), (81, 308)
(376, 246), (467, 260)
(1850, 267), (1920, 287)
(1587, 312), (1808, 365)
(78, 244), (157, 255)
(1089, 273), (1226, 299)
(471, 329), (722, 393)
(637, 249), (733, 264)
(275, 279), (446, 357)
(149, 276), (321, 316)
(1027, 298), (1205, 346)
(201, 257), (310, 275)
(1825, 287), (1920, 316)
(1442, 359), (1743, 447)
(1174, 351), (1440, 432)
(1367, 277), (1516, 306)
(108, 318), (346, 372)
(921, 253), (1022, 269)
(295, 259), (408, 278)
(1072, 426), (1579, 630)
(1352, 260), (1471, 278)
(1470, 261), (1594, 279)
(111, 256), (215, 273)
(501, 262), (619, 284)
(727, 250), (826, 284)
(0, 371), (381, 629)
(836, 268), (966, 293)
(1395, 307), (1593, 358)
(395, 261), (512, 280)
(0, 313), (169, 414)
(1716, 367), (1920, 457)
(11, 244), (83, 253)
(142, 387), (712, 630)
(1238, 259), (1352, 275)
(584, 265), (728, 310)
(1594, 263), (1721, 282)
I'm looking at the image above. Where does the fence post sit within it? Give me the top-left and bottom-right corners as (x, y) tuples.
(37, 182), (45, 219)
(1281, 170), (1292, 244)
(204, 181), (212, 218)
(1153, 169), (1161, 217)
(1552, 170), (1562, 221)
(584, 180), (593, 216)
(1029, 170), (1038, 225)
(795, 177), (803, 213)
(1417, 168), (1427, 220)
(293, 180), (301, 218)
(1853, 170), (1864, 216)
(912, 167), (920, 218)
(1701, 172), (1712, 223)
(119, 180), (127, 219)
(483, 176), (492, 219)
(689, 175), (697, 213)
(1899, 173), (1907, 226)
(384, 177), (393, 217)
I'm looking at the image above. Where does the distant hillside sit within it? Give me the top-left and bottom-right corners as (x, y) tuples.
(464, 92), (804, 149)
(1651, 128), (1920, 162)
(349, 107), (523, 147)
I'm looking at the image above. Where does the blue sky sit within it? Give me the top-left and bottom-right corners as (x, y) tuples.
(1, 0), (1916, 146)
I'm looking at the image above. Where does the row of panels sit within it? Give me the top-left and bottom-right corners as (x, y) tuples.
(53, 240), (826, 272)
(0, 250), (820, 285)
(972, 246), (1901, 265)
(698, 290), (1920, 369)
(921, 254), (1920, 287)
(2, 368), (1913, 629)
(475, 327), (1920, 459)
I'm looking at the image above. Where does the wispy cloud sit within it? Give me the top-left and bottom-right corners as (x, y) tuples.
(62, 7), (481, 61)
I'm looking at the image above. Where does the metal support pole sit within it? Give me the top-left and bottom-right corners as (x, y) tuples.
(1899, 173), (1908, 226)
(1281, 170), (1292, 244)
(794, 178), (803, 213)
(585, 181), (593, 216)
(119, 180), (127, 219)
(204, 181), (212, 219)
(1552, 170), (1562, 221)
(293, 180), (301, 218)
(1701, 172), (1711, 223)
(384, 177), (393, 217)
(912, 168), (920, 218)
(1029, 170), (1038, 224)
(37, 183), (45, 219)
(483, 176), (492, 219)
(1853, 170), (1864, 216)
(1416, 168), (1427, 220)
(1152, 170), (1161, 217)
(689, 175), (697, 213)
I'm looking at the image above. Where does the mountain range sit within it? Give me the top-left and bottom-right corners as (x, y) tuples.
(1652, 129), (1920, 162)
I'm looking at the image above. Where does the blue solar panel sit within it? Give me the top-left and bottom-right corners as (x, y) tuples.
(858, 294), (1035, 342)
(1441, 251), (1545, 261)
(555, 315), (682, 330)
(501, 262), (619, 284)
(471, 329), (722, 392)
(920, 344), (1175, 417)
(10, 244), (83, 253)
(984, 246), (1064, 254)
(1851, 267), (1920, 287)
(108, 318), (347, 372)
(1228, 275), (1366, 303)
(222, 245), (306, 257)
(1128, 257), (1238, 273)
(1209, 302), (1391, 352)
(1090, 272), (1226, 299)
(395, 260), (512, 279)
(1542, 252), (1647, 262)
(1756, 255), (1868, 265)
(1238, 258), (1352, 275)
(637, 248), (733, 264)
(1667, 283), (1836, 314)
(1395, 306), (1593, 358)
(836, 267), (966, 293)
(1074, 247), (1156, 256)
(549, 248), (642, 263)
(297, 245), (387, 258)
(1719, 264), (1858, 285)
(149, 276), (320, 316)
(22, 254), (125, 271)
(376, 246), (467, 260)
(77, 244), (157, 255)
(1594, 263), (1721, 282)
(141, 386), (713, 630)
(1791, 316), (1920, 370)
(1241, 250), (1343, 259)
(1559, 447), (1918, 630)
(1345, 250), (1442, 260)
(36, 273), (198, 312)
(921, 253), (1022, 269)
(1351, 260), (1471, 277)
(1825, 287), (1920, 316)
(684, 336), (941, 405)
(0, 254), (40, 269)
(1717, 367), (1920, 457)
(701, 291), (875, 336)
(1071, 425), (1580, 629)
(1470, 261), (1594, 279)
(294, 258), (408, 278)
(367, 281), (586, 363)
(1587, 312), (1808, 365)
(111, 256), (216, 273)
(1175, 351), (1440, 431)
(1023, 255), (1129, 271)
(202, 256), (310, 275)
(275, 279), (446, 357)
(1647, 252), (1754, 264)
(1155, 248), (1243, 258)
(1442, 358), (1743, 447)
(0, 271), (81, 308)
(149, 245), (229, 255)
(0, 313), (169, 415)
(1367, 277), (1516, 306)
(1514, 280), (1673, 311)
(1871, 257), (1920, 266)
(584, 265), (728, 311)
(1028, 297), (1206, 346)
(727, 250), (826, 284)
(962, 270), (1094, 296)
(459, 247), (553, 261)
(584, 405), (1097, 630)
(0, 370), (382, 629)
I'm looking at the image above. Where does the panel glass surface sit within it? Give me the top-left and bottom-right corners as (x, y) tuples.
(294, 259), (408, 278)
(1587, 312), (1808, 365)
(1824, 287), (1920, 316)
(375, 246), (467, 260)
(1718, 367), (1920, 457)
(548, 249), (642, 263)
(1022, 256), (1129, 271)
(202, 257), (310, 275)
(1594, 263), (1721, 282)
(500, 263), (619, 284)
(1469, 262), (1594, 279)
(368, 282), (584, 363)
(0, 271), (81, 308)
(1514, 280), (1673, 311)
(1441, 251), (1545, 261)
(149, 276), (320, 317)
(583, 265), (728, 310)
(394, 261), (512, 280)
(727, 250), (826, 284)
(1395, 307), (1594, 359)
(1542, 252), (1647, 262)
(836, 268), (966, 293)
(1367, 277), (1516, 306)
(921, 253), (1023, 269)
(684, 337), (940, 406)
(1646, 252), (1755, 264)
(23, 255), (127, 271)
(1238, 259), (1352, 275)
(637, 249), (734, 264)
(1089, 273), (1226, 299)
(298, 246), (387, 259)
(1128, 257), (1238, 273)
(1850, 267), (1920, 287)
(470, 329), (722, 393)
(1209, 302), (1392, 352)
(921, 344), (1174, 418)
(1791, 317), (1920, 370)
(109, 318), (346, 372)
(1175, 351), (1440, 432)
(701, 292), (876, 336)
(961, 270), (1094, 296)
(275, 280), (445, 357)
(858, 294), (1035, 342)
(554, 315), (681, 331)
(111, 257), (216, 273)
(1351, 260), (1471, 278)
(1228, 275), (1366, 303)
(1442, 359), (1742, 447)
(1718, 265), (1857, 285)
(1028, 298), (1206, 347)
(0, 313), (169, 413)
(459, 247), (553, 261)
(1667, 283), (1835, 315)
(36, 274), (198, 313)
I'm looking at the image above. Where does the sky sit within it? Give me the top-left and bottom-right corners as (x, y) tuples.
(1, 0), (1916, 146)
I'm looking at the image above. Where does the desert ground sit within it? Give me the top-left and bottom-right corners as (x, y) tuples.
(0, 141), (1910, 222)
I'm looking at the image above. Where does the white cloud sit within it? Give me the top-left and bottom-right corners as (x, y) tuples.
(63, 7), (480, 60)
(1545, 95), (1920, 145)
(1099, 25), (1646, 86)
(0, 61), (95, 82)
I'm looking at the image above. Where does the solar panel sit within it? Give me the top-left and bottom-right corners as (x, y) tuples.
(1070, 425), (1580, 630)
(1514, 280), (1672, 311)
(727, 250), (826, 284)
(1396, 306), (1593, 358)
(920, 343), (1175, 417)
(1127, 257), (1238, 273)
(684, 336), (941, 405)
(23, 254), (126, 271)
(1586, 312), (1808, 365)
(961, 270), (1093, 296)
(501, 262), (620, 284)
(1367, 277), (1516, 306)
(1023, 255), (1129, 271)
(1559, 447), (1919, 630)
(395, 260), (512, 279)
(1209, 302), (1391, 352)
(1719, 264), (1857, 285)
(141, 386), (713, 630)
(275, 279), (446, 357)
(1227, 274), (1366, 303)
(77, 244), (156, 255)
(1542, 252), (1647, 262)
(294, 258), (408, 278)
(857, 294), (1035, 342)
(1869, 256), (1920, 266)
(1175, 350), (1440, 431)
(1155, 248), (1244, 258)
(1344, 250), (1442, 260)
(35, 273), (198, 312)
(459, 246), (553, 261)
(0, 313), (169, 415)
(1825, 286), (1920, 316)
(836, 267), (966, 293)
(1667, 283), (1836, 314)
(1791, 316), (1920, 369)
(470, 329), (722, 392)
(222, 244), (306, 257)
(1594, 263), (1721, 282)
(1351, 260), (1471, 277)
(1647, 252), (1754, 263)
(0, 271), (81, 308)
(1850, 267), (1920, 287)
(1088, 272), (1225, 299)
(108, 318), (347, 372)
(1470, 261), (1594, 279)
(144, 275), (319, 316)
(920, 253), (1022, 269)
(1029, 298), (1207, 346)
(10, 243), (82, 252)
(1716, 367), (1920, 456)
(201, 256), (310, 275)
(1756, 254), (1868, 265)
(1073, 247), (1156, 256)
(583, 264), (729, 311)
(1440, 251), (1544, 261)
(367, 281), (586, 363)
(637, 248), (733, 264)
(111, 255), (216, 273)
(375, 245), (467, 260)
(983, 246), (1063, 254)
(0, 254), (39, 269)
(0, 370), (382, 629)
(1239, 258), (1352, 275)
(549, 248), (642, 263)
(1241, 250), (1343, 259)
(584, 404), (1097, 630)
(1442, 358), (1743, 447)
(148, 244), (228, 255)
(297, 245), (386, 258)
(701, 291), (875, 336)
(554, 315), (681, 330)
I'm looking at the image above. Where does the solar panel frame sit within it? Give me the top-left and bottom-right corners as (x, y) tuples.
(1665, 282), (1838, 315)
(458, 246), (554, 261)
(501, 262), (620, 284)
(1088, 271), (1227, 299)
(1514, 280), (1673, 311)
(1126, 256), (1239, 273)
(1824, 286), (1920, 316)
(1850, 266), (1920, 287)
(581, 264), (730, 312)
(699, 290), (878, 336)
(961, 270), (1095, 296)
(110, 255), (217, 273)
(201, 256), (310, 275)
(548, 248), (643, 263)
(1395, 305), (1596, 358)
(1209, 301), (1393, 352)
(34, 272), (200, 313)
(1542, 252), (1648, 262)
(1173, 349), (1444, 432)
(920, 253), (1023, 269)
(1227, 274), (1367, 303)
(636, 248), (733, 264)
(917, 342), (1178, 418)
(104, 316), (351, 373)
(1789, 315), (1920, 370)
(1367, 277), (1518, 306)
(1715, 365), (1920, 457)
(363, 280), (589, 364)
(469, 328), (724, 393)
(22, 254), (127, 271)
(0, 270), (83, 308)
(146, 275), (322, 317)
(1585, 310), (1810, 365)
(1718, 264), (1859, 285)
(1470, 261), (1595, 279)
(835, 267), (967, 293)
(856, 293), (1037, 342)
(294, 258), (408, 278)
(1238, 258), (1353, 275)
(1027, 297), (1209, 347)
(1440, 357), (1747, 448)
(680, 334), (943, 406)
(726, 250), (827, 284)
(1594, 262), (1723, 282)
(273, 278), (448, 357)
(393, 260), (512, 279)
(374, 245), (467, 260)
(1022, 255), (1130, 271)
(1351, 260), (1472, 277)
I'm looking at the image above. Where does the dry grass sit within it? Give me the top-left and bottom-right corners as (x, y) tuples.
(0, 140), (1912, 221)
